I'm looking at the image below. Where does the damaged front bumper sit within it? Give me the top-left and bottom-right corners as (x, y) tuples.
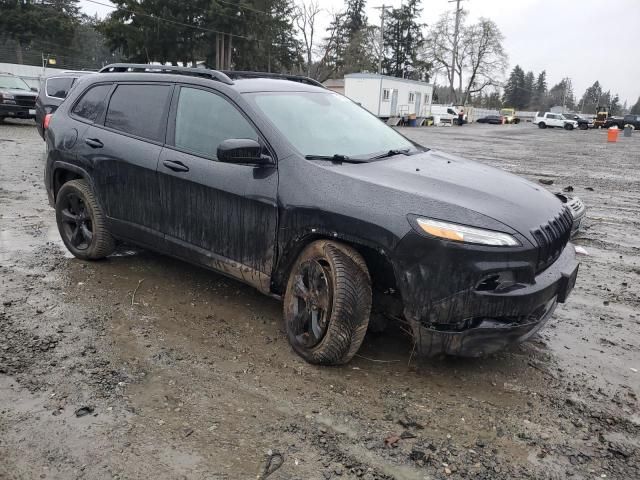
(396, 239), (579, 357)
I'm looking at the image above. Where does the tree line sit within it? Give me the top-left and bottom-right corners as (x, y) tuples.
(501, 65), (626, 115)
(3, 0), (638, 113)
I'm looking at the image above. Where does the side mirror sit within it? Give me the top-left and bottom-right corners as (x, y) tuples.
(217, 139), (272, 165)
(31, 87), (38, 92)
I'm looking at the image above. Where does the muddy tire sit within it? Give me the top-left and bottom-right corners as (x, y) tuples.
(283, 240), (371, 365)
(538, 122), (546, 129)
(55, 179), (115, 260)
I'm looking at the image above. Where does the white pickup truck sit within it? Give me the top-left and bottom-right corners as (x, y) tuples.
(533, 112), (579, 130)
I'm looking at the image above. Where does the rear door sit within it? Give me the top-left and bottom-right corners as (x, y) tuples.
(78, 82), (173, 247)
(158, 85), (278, 291)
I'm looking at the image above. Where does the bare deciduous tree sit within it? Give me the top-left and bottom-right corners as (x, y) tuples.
(422, 12), (506, 105)
(294, 0), (322, 77)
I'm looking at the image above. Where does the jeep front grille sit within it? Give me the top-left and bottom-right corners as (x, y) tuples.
(531, 207), (573, 273)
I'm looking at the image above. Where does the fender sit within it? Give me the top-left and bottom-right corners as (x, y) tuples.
(50, 162), (105, 213)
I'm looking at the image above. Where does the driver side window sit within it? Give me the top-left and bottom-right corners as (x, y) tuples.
(174, 87), (258, 159)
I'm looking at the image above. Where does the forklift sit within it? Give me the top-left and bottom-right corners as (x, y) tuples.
(594, 105), (608, 128)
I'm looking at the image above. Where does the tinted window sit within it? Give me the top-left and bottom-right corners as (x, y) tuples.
(72, 84), (112, 123)
(46, 77), (75, 98)
(174, 87), (258, 159)
(105, 84), (171, 142)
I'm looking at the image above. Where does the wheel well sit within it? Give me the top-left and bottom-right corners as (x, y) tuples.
(273, 236), (402, 313)
(53, 168), (83, 201)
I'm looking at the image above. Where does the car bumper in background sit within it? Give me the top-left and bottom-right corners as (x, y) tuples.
(0, 104), (36, 119)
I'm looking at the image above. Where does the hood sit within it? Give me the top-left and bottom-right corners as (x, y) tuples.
(0, 88), (37, 96)
(328, 150), (565, 242)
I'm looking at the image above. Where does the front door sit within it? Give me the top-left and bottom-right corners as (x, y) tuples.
(390, 89), (398, 116)
(415, 93), (421, 116)
(158, 85), (278, 292)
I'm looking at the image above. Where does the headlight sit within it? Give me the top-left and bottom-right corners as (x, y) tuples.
(415, 218), (521, 247)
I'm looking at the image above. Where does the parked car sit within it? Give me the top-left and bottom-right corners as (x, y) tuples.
(533, 112), (579, 130)
(44, 64), (579, 364)
(35, 72), (91, 139)
(563, 114), (594, 130)
(499, 108), (520, 124)
(604, 114), (640, 130)
(0, 72), (38, 122)
(554, 193), (586, 236)
(476, 115), (504, 125)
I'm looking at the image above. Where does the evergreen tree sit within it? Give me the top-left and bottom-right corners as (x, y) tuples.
(0, 0), (81, 64)
(336, 0), (376, 75)
(502, 65), (526, 109)
(530, 70), (547, 111)
(382, 0), (429, 80)
(631, 96), (640, 115)
(523, 71), (535, 109)
(548, 79), (574, 110)
(578, 81), (603, 114)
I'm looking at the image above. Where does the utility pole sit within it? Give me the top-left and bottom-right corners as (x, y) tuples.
(374, 4), (391, 75)
(561, 77), (572, 112)
(448, 0), (464, 104)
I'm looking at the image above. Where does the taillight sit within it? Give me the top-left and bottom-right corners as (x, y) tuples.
(44, 113), (52, 130)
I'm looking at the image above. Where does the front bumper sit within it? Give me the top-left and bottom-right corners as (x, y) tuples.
(395, 238), (579, 357)
(0, 104), (36, 119)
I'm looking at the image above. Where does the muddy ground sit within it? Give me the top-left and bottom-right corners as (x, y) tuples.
(1, 119), (638, 480)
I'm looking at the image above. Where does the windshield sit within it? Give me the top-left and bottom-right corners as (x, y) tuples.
(500, 109), (513, 116)
(247, 91), (418, 158)
(0, 76), (31, 91)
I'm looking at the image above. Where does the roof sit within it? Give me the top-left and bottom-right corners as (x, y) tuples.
(82, 72), (328, 94)
(344, 73), (433, 88)
(94, 64), (327, 94)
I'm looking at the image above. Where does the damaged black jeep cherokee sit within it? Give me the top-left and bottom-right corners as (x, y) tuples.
(44, 64), (579, 365)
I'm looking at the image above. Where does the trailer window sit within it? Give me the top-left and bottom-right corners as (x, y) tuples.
(408, 92), (415, 103)
(382, 89), (390, 102)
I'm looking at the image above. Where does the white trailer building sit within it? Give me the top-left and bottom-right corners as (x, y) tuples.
(344, 73), (434, 118)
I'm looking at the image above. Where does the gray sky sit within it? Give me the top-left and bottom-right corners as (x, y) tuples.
(81, 0), (640, 105)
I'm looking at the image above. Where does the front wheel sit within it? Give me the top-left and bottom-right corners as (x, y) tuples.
(538, 122), (547, 129)
(579, 123), (588, 130)
(55, 179), (115, 260)
(283, 240), (371, 365)
(564, 123), (574, 130)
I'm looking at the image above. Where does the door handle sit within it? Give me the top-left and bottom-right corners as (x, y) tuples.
(163, 160), (189, 173)
(85, 138), (103, 148)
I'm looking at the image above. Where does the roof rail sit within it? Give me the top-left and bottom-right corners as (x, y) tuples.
(99, 63), (234, 85)
(222, 71), (325, 88)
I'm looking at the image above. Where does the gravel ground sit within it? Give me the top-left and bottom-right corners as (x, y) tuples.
(1, 119), (638, 480)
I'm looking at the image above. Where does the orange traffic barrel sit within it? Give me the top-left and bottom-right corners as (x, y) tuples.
(607, 127), (619, 142)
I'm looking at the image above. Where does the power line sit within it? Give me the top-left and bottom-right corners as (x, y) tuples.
(83, 0), (255, 41)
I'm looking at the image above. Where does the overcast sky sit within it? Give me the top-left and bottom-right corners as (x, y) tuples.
(81, 0), (640, 105)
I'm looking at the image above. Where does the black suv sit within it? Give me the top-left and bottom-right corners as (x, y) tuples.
(35, 72), (91, 138)
(0, 72), (38, 121)
(44, 64), (579, 364)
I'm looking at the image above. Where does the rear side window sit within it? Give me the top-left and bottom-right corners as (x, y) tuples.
(105, 84), (172, 142)
(72, 84), (112, 123)
(46, 77), (76, 99)
(174, 87), (258, 159)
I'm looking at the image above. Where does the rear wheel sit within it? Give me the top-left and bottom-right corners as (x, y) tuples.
(579, 123), (588, 130)
(55, 179), (115, 260)
(538, 122), (547, 129)
(283, 240), (371, 365)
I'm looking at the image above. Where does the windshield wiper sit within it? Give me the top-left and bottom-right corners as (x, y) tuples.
(368, 148), (412, 160)
(304, 154), (368, 164)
